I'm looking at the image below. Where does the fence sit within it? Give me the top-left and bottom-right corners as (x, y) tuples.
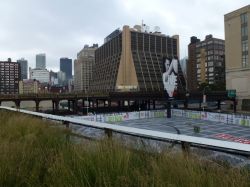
(72, 109), (250, 128)
(1, 106), (250, 156)
(171, 109), (250, 127)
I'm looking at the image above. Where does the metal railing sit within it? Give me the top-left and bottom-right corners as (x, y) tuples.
(0, 106), (250, 156)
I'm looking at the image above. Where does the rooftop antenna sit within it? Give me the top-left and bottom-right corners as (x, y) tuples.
(142, 19), (145, 32)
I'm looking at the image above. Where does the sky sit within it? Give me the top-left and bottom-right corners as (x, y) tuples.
(0, 0), (249, 72)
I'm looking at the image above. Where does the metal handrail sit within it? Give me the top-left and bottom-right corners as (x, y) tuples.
(0, 106), (250, 156)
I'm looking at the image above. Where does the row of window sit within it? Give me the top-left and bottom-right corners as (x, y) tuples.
(196, 40), (224, 48)
(241, 13), (249, 68)
(241, 13), (248, 24)
(131, 31), (177, 54)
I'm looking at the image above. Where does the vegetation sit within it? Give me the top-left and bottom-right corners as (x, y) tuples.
(198, 81), (226, 92)
(0, 110), (249, 187)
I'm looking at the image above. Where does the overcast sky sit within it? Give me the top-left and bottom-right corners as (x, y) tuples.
(0, 0), (249, 72)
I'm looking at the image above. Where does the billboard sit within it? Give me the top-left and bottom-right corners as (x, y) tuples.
(162, 57), (186, 98)
(162, 58), (178, 97)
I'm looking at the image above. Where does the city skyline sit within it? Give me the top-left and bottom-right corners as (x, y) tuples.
(0, 0), (249, 71)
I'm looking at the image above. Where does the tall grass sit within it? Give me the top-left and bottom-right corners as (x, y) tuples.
(0, 110), (249, 187)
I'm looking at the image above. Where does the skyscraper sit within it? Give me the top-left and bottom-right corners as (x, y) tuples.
(74, 44), (98, 92)
(17, 58), (28, 80)
(187, 36), (200, 92)
(36, 53), (46, 69)
(60, 58), (72, 81)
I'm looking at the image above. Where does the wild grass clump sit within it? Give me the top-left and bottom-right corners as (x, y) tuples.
(0, 110), (249, 187)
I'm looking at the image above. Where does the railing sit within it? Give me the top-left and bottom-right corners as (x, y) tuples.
(0, 106), (250, 156)
(0, 92), (109, 100)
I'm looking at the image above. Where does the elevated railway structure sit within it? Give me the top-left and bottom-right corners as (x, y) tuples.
(0, 91), (234, 114)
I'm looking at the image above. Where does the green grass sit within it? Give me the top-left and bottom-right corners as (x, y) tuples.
(0, 110), (250, 187)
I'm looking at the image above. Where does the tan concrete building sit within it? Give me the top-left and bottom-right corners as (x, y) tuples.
(225, 5), (250, 99)
(74, 44), (98, 92)
(19, 80), (40, 94)
(91, 25), (183, 93)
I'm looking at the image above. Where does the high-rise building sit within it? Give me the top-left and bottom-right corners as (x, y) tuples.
(60, 58), (72, 81)
(17, 58), (28, 80)
(225, 5), (250, 99)
(74, 44), (98, 92)
(91, 25), (182, 93)
(57, 71), (66, 86)
(187, 37), (200, 92)
(29, 68), (50, 83)
(36, 53), (46, 69)
(0, 59), (21, 94)
(188, 35), (225, 90)
(49, 70), (58, 85)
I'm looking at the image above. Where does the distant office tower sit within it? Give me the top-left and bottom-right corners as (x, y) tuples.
(36, 53), (46, 69)
(180, 57), (187, 79)
(29, 68), (50, 83)
(0, 59), (21, 94)
(225, 5), (250, 99)
(187, 37), (200, 91)
(49, 70), (58, 85)
(17, 58), (28, 80)
(57, 71), (66, 86)
(60, 58), (72, 81)
(74, 44), (98, 91)
(91, 25), (182, 93)
(188, 35), (225, 90)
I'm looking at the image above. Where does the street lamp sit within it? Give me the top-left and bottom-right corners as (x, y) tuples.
(202, 85), (209, 111)
(84, 78), (89, 115)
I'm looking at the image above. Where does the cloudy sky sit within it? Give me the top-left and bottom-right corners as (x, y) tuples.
(0, 0), (249, 71)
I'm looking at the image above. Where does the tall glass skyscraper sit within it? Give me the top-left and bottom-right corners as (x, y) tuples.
(36, 53), (46, 69)
(60, 58), (72, 81)
(17, 58), (28, 80)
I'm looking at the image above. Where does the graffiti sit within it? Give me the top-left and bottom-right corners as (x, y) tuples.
(214, 133), (250, 144)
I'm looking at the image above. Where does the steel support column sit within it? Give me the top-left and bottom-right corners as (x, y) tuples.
(35, 100), (40, 112)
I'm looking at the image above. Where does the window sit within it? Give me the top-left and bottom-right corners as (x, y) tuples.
(216, 62), (222, 66)
(208, 61), (213, 66)
(241, 13), (248, 68)
(241, 27), (248, 37)
(242, 40), (248, 52)
(214, 55), (219, 60)
(241, 13), (248, 24)
(242, 54), (249, 68)
(209, 73), (214, 76)
(208, 67), (214, 72)
(207, 50), (213, 55)
(208, 56), (213, 61)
